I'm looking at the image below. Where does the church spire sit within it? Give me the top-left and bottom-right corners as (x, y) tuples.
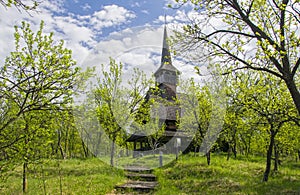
(154, 19), (179, 77)
(161, 23), (172, 66)
(154, 19), (180, 92)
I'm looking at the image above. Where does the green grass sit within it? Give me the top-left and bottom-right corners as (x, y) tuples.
(116, 154), (177, 168)
(1, 154), (299, 195)
(0, 158), (125, 195)
(154, 154), (300, 195)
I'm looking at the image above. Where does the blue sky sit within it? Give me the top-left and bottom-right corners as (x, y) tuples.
(65, 0), (170, 29)
(57, 0), (172, 37)
(0, 0), (205, 83)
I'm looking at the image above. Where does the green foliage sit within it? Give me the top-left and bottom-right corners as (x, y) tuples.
(223, 70), (299, 181)
(178, 79), (212, 149)
(92, 58), (153, 165)
(51, 110), (86, 159)
(94, 59), (126, 143)
(0, 21), (79, 131)
(0, 20), (92, 182)
(172, 0), (300, 113)
(0, 0), (38, 11)
(227, 71), (298, 152)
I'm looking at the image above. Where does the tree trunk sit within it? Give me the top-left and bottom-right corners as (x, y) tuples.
(194, 145), (198, 157)
(58, 130), (66, 159)
(23, 162), (28, 193)
(284, 77), (300, 114)
(227, 144), (231, 161)
(64, 127), (69, 159)
(263, 131), (276, 182)
(95, 132), (102, 156)
(206, 150), (211, 165)
(23, 123), (29, 193)
(59, 144), (66, 160)
(81, 140), (88, 158)
(233, 142), (237, 158)
(125, 143), (129, 157)
(68, 129), (75, 158)
(110, 139), (115, 167)
(274, 143), (279, 172)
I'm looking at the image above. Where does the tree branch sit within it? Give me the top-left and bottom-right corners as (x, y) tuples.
(205, 29), (256, 38)
(292, 58), (300, 77)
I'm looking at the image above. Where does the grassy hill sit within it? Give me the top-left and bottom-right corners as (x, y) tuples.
(1, 154), (299, 194)
(0, 158), (125, 194)
(155, 154), (300, 194)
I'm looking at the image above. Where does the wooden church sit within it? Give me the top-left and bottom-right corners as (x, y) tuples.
(126, 25), (187, 157)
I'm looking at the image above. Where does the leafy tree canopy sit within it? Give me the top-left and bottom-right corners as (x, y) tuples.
(171, 0), (300, 114)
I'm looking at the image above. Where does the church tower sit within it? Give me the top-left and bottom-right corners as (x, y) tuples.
(126, 23), (186, 156)
(154, 24), (180, 97)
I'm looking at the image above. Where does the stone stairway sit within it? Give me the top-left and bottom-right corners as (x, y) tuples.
(114, 166), (158, 194)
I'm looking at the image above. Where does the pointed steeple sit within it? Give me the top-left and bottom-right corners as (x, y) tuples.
(154, 22), (180, 79)
(161, 24), (172, 66)
(154, 20), (180, 93)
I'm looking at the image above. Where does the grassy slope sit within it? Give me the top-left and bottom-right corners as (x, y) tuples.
(154, 154), (300, 195)
(0, 158), (125, 195)
(1, 154), (299, 195)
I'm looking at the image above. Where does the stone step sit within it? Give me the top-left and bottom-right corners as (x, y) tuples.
(124, 166), (152, 173)
(116, 180), (158, 193)
(126, 173), (157, 181)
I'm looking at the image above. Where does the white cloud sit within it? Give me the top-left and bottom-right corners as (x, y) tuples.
(141, 10), (149, 14)
(164, 0), (194, 9)
(131, 2), (140, 8)
(0, 2), (136, 67)
(81, 3), (91, 11)
(155, 15), (175, 23)
(0, 1), (202, 88)
(155, 9), (199, 25)
(80, 26), (163, 78)
(80, 24), (202, 88)
(39, 0), (66, 13)
(91, 5), (136, 30)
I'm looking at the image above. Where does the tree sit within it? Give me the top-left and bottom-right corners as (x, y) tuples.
(178, 79), (213, 164)
(0, 0), (38, 11)
(75, 99), (104, 158)
(93, 58), (151, 166)
(229, 70), (298, 181)
(135, 90), (168, 155)
(19, 111), (56, 192)
(222, 75), (262, 158)
(51, 110), (85, 159)
(0, 21), (81, 133)
(0, 21), (89, 192)
(221, 105), (244, 160)
(172, 0), (300, 114)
